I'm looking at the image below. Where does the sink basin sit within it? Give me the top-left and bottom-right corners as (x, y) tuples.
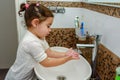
(34, 46), (92, 80)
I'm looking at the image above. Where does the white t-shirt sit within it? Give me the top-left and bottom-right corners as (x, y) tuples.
(5, 31), (49, 80)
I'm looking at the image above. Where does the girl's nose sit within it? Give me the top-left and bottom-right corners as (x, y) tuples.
(49, 28), (51, 32)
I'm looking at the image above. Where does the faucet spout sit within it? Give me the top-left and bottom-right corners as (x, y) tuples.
(76, 44), (95, 48)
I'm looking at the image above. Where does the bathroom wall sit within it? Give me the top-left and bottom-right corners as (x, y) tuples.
(0, 0), (18, 68)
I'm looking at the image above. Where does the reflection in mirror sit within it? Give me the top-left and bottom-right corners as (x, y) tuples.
(83, 0), (120, 8)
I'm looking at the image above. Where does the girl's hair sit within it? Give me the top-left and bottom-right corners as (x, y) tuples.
(18, 3), (54, 28)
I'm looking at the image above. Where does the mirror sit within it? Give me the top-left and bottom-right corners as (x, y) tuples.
(83, 0), (120, 8)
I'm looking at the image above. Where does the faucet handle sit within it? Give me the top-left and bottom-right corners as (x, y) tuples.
(96, 35), (102, 41)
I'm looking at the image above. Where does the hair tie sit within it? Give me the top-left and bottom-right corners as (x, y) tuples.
(36, 2), (40, 6)
(25, 3), (29, 9)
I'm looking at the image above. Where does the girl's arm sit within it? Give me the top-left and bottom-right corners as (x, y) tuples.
(39, 56), (77, 67)
(45, 48), (66, 58)
(40, 48), (80, 67)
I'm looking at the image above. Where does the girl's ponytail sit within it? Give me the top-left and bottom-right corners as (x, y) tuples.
(18, 3), (27, 16)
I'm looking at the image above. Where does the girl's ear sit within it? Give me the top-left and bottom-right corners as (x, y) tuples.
(31, 19), (39, 27)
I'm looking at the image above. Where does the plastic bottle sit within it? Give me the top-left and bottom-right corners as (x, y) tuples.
(115, 67), (120, 80)
(80, 22), (84, 36)
(74, 16), (80, 37)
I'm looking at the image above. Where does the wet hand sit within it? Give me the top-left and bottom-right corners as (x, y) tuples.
(66, 48), (80, 59)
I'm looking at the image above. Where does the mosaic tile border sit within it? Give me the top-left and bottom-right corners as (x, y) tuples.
(27, 1), (82, 7)
(94, 2), (120, 6)
(82, 2), (120, 18)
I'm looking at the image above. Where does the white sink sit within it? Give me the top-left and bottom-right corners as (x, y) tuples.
(34, 47), (92, 80)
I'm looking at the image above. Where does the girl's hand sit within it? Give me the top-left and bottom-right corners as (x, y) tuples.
(66, 48), (80, 59)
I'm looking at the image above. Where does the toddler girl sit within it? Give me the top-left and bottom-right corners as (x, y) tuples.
(5, 3), (79, 80)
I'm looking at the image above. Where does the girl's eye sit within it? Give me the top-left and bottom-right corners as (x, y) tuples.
(47, 25), (50, 28)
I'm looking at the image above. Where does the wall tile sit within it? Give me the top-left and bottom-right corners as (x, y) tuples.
(96, 44), (120, 80)
(46, 28), (77, 48)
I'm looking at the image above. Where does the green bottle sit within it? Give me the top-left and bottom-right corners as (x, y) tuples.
(115, 67), (120, 80)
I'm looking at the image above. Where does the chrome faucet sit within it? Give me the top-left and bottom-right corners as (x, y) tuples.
(76, 34), (102, 79)
(76, 34), (102, 61)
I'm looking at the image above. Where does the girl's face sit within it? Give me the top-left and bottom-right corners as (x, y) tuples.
(33, 17), (53, 39)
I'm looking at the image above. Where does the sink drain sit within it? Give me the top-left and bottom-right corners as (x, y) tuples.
(57, 75), (66, 80)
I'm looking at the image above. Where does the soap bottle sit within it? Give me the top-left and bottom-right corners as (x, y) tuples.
(74, 16), (80, 37)
(115, 67), (120, 80)
(79, 22), (86, 41)
(80, 22), (84, 36)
